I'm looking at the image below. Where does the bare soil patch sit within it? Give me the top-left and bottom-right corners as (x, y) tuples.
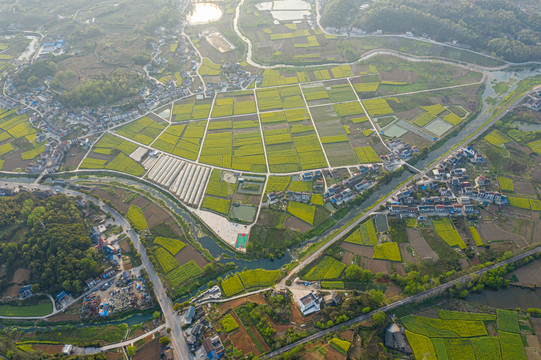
(33, 344), (63, 355)
(142, 203), (172, 228)
(90, 187), (132, 214)
(479, 222), (524, 243)
(533, 318), (541, 334)
(133, 338), (160, 360)
(3, 284), (20, 297)
(396, 107), (424, 121)
(459, 259), (470, 271)
(324, 344), (346, 360)
(511, 259), (541, 286)
(47, 313), (80, 322)
(363, 257), (391, 275)
(399, 243), (417, 264)
(104, 352), (125, 360)
(340, 243), (374, 257)
(515, 181), (537, 196)
(341, 251), (355, 266)
(407, 229), (439, 261)
(217, 293), (266, 316)
(283, 216), (312, 233)
(175, 245), (209, 269)
(12, 268), (30, 283)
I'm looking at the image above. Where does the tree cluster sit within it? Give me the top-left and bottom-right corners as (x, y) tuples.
(60, 69), (144, 108)
(0, 194), (103, 295)
(349, 0), (541, 62)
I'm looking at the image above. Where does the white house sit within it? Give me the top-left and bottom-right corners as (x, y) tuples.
(297, 291), (321, 316)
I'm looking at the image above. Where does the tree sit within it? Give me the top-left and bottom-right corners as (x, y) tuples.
(153, 311), (161, 319)
(368, 289), (385, 307)
(373, 311), (386, 326)
(6, 351), (14, 359)
(126, 346), (136, 357)
(159, 337), (171, 346)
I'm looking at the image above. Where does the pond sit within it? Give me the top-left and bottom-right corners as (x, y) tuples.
(256, 0), (311, 21)
(187, 3), (223, 25)
(467, 286), (541, 309)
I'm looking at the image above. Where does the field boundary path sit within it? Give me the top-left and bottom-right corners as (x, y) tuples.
(73, 324), (167, 355)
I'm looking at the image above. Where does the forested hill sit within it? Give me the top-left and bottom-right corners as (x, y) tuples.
(322, 0), (541, 63)
(0, 193), (103, 296)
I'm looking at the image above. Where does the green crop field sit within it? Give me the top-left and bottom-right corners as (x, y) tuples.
(402, 315), (483, 338)
(443, 113), (463, 126)
(416, 317), (487, 337)
(507, 197), (541, 211)
(333, 102), (364, 117)
(499, 332), (526, 360)
(344, 219), (378, 246)
(471, 337), (502, 360)
(166, 261), (202, 288)
(362, 98), (394, 116)
(373, 242), (401, 262)
(265, 176), (290, 193)
(321, 281), (344, 289)
(201, 196), (231, 215)
(21, 145), (45, 160)
(527, 139), (541, 154)
(220, 314), (239, 333)
(498, 177), (514, 192)
(484, 129), (512, 147)
(127, 205), (148, 231)
(205, 170), (236, 198)
(105, 153), (144, 176)
(116, 116), (166, 145)
(469, 227), (484, 246)
(0, 302), (53, 317)
(414, 111), (436, 127)
(199, 58), (221, 76)
(437, 310), (495, 321)
(238, 269), (281, 289)
(154, 237), (186, 255)
(496, 310), (520, 333)
(304, 256), (346, 281)
(0, 142), (14, 156)
(433, 218), (467, 249)
(355, 146), (380, 163)
(329, 338), (351, 355)
(155, 247), (179, 273)
(153, 122), (206, 160)
(221, 274), (244, 297)
(80, 157), (107, 169)
(446, 338), (475, 359)
(311, 194), (324, 206)
(288, 180), (312, 192)
(94, 134), (138, 155)
(287, 201), (316, 224)
(406, 330), (437, 360)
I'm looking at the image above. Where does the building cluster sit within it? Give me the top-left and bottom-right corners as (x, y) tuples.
(296, 289), (342, 316)
(81, 271), (152, 318)
(525, 90), (541, 111)
(324, 165), (378, 206)
(184, 306), (226, 360)
(387, 147), (508, 217)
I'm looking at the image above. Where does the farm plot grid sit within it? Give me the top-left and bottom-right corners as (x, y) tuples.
(82, 64), (479, 185)
(402, 310), (526, 360)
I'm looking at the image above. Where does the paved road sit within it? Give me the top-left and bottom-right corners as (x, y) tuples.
(74, 324), (167, 355)
(195, 288), (272, 306)
(264, 245), (541, 359)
